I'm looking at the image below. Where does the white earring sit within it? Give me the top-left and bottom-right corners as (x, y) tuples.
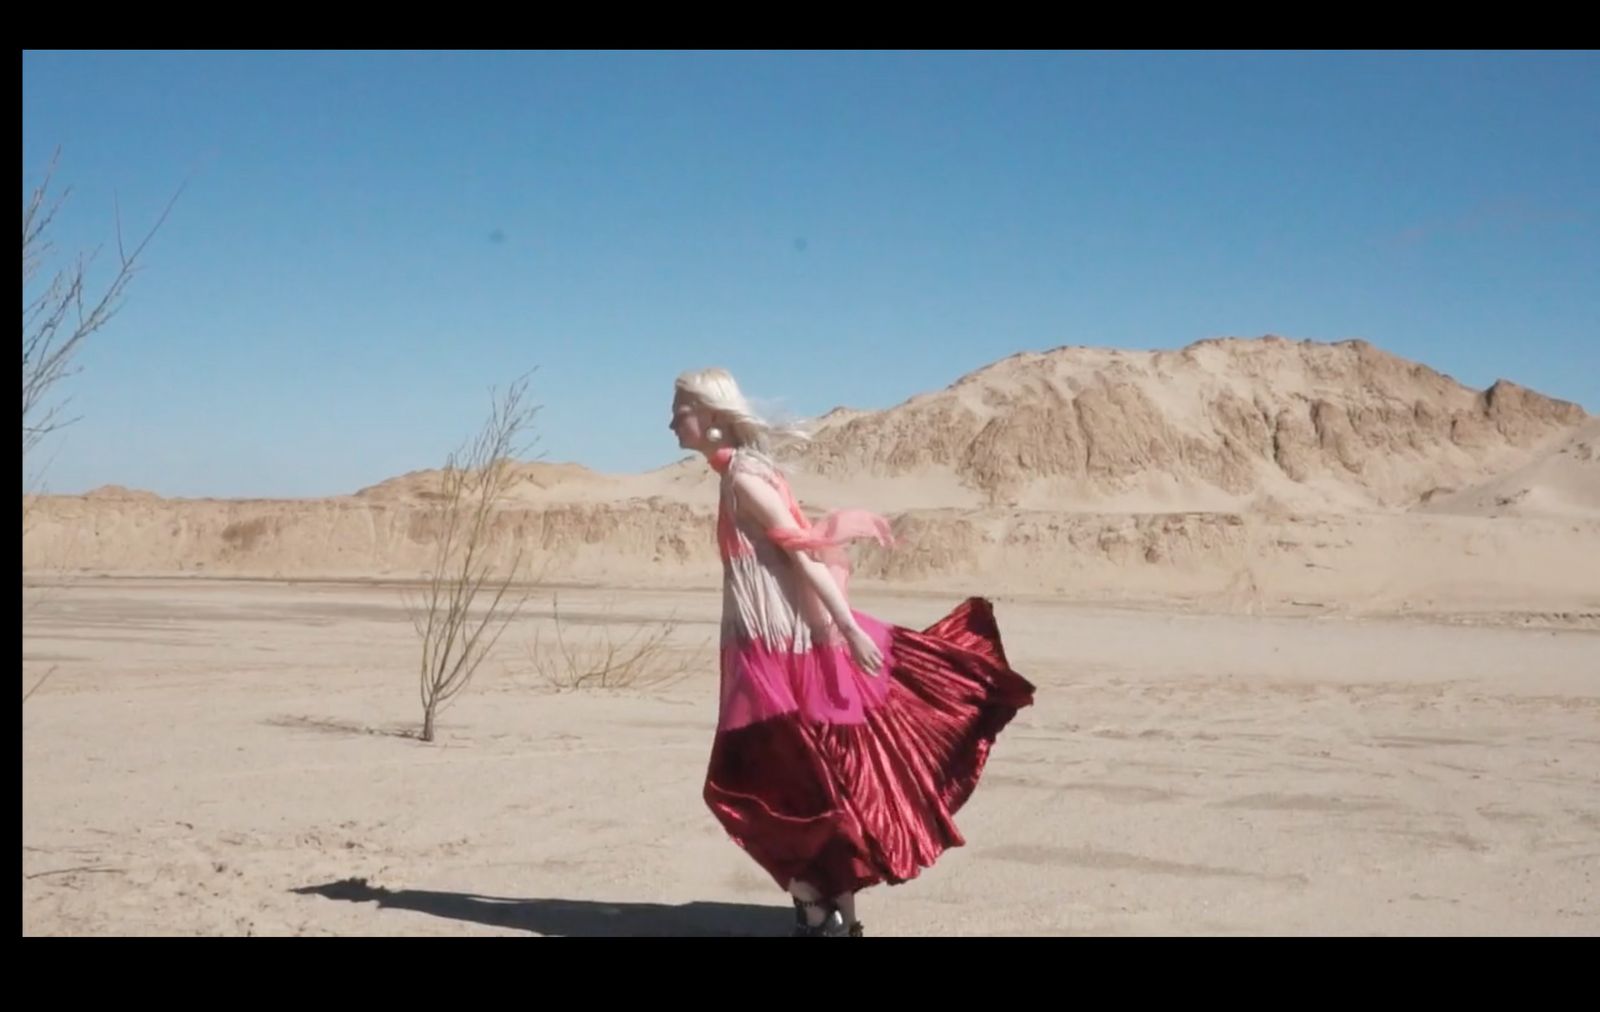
(706, 426), (724, 443)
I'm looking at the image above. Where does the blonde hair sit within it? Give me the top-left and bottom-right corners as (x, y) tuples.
(675, 367), (808, 456)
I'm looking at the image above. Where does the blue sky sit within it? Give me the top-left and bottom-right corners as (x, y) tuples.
(22, 50), (1599, 498)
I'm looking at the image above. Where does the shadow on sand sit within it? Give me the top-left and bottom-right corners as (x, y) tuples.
(293, 877), (787, 937)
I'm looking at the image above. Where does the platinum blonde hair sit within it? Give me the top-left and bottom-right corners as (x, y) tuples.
(675, 367), (808, 457)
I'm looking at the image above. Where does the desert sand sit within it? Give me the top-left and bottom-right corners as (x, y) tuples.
(21, 337), (1600, 935)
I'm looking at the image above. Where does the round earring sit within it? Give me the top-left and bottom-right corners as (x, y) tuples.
(706, 426), (724, 443)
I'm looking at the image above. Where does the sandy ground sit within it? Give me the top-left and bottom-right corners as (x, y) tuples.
(21, 576), (1599, 936)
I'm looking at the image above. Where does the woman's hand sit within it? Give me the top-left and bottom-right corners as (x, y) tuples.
(844, 623), (884, 677)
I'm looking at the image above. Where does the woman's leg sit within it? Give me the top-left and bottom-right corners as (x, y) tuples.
(789, 879), (828, 927)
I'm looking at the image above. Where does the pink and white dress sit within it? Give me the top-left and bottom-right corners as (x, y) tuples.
(702, 447), (1035, 897)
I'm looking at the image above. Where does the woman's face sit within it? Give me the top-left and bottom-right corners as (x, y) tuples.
(669, 391), (713, 452)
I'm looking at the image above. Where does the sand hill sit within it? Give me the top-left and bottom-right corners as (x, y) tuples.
(788, 336), (1587, 512)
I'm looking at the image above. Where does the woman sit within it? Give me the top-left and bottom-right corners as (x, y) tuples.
(671, 368), (1035, 937)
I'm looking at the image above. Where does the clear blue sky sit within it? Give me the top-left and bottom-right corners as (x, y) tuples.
(22, 50), (1599, 498)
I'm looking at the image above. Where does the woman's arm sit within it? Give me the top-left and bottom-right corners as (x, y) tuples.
(730, 471), (884, 675)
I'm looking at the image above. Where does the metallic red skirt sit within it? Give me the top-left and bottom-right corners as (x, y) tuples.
(702, 597), (1036, 897)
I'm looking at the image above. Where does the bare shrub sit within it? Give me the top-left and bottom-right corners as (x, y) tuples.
(527, 594), (708, 692)
(404, 374), (539, 742)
